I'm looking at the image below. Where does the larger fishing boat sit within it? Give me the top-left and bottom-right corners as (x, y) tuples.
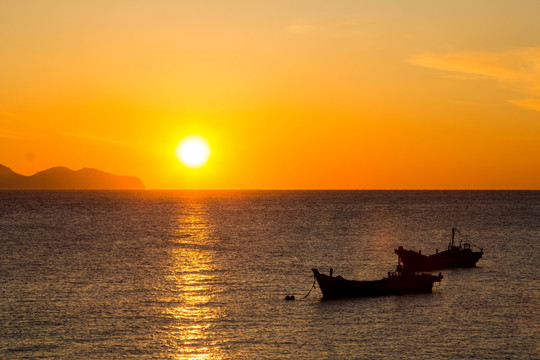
(312, 267), (442, 299)
(395, 228), (483, 272)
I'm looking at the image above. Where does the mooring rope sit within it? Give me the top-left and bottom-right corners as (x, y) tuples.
(303, 276), (317, 298)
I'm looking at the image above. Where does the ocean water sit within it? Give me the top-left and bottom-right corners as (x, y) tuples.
(1, 190), (538, 359)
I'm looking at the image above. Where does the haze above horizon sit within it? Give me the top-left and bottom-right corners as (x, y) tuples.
(1, 1), (539, 189)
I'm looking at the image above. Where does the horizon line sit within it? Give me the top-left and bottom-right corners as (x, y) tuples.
(4, 188), (535, 191)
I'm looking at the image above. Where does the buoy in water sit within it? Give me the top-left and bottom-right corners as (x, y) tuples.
(284, 295), (295, 301)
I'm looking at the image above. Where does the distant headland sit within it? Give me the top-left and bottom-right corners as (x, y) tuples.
(0, 164), (145, 190)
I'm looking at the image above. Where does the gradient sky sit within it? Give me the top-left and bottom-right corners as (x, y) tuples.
(2, 1), (539, 189)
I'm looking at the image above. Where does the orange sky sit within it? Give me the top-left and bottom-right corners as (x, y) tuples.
(1, 1), (539, 189)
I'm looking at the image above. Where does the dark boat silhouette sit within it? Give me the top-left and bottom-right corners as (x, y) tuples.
(312, 267), (442, 299)
(395, 228), (483, 272)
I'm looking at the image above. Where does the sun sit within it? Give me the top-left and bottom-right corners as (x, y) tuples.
(175, 135), (211, 168)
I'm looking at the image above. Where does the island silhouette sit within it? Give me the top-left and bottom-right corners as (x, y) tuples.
(0, 164), (145, 190)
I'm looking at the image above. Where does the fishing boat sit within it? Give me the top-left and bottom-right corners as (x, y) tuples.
(312, 267), (442, 299)
(395, 228), (483, 272)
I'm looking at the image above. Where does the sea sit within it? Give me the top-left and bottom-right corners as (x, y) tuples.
(1, 190), (538, 359)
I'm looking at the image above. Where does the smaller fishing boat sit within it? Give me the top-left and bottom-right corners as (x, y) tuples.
(395, 228), (483, 272)
(312, 267), (442, 299)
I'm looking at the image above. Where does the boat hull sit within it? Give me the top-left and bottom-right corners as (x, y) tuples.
(395, 247), (483, 272)
(312, 269), (442, 299)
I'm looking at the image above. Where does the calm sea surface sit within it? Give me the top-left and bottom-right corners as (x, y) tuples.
(1, 190), (538, 359)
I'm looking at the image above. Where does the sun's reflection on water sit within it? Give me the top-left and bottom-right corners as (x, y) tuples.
(166, 198), (223, 360)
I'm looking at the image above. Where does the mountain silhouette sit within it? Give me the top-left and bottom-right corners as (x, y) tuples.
(0, 164), (145, 190)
